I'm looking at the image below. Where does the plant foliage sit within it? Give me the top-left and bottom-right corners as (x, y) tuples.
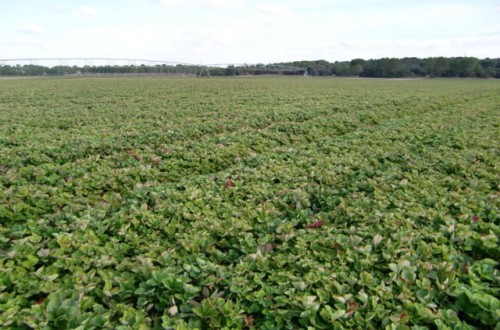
(0, 77), (499, 329)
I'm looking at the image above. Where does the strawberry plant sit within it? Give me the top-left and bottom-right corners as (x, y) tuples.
(0, 77), (498, 328)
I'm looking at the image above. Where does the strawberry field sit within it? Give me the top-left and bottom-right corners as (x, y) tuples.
(0, 77), (499, 329)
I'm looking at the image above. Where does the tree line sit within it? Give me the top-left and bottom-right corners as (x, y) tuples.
(278, 57), (500, 78)
(0, 64), (202, 76)
(0, 63), (302, 77)
(0, 57), (499, 78)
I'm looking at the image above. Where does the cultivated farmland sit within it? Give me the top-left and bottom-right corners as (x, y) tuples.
(0, 77), (498, 329)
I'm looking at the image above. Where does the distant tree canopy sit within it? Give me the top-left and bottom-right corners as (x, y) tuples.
(1, 57), (499, 78)
(277, 57), (499, 78)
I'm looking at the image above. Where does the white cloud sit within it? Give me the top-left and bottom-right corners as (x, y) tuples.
(2, 0), (498, 63)
(154, 0), (244, 10)
(2, 40), (52, 51)
(54, 25), (164, 59)
(72, 6), (99, 18)
(319, 36), (500, 60)
(153, 0), (183, 5)
(18, 24), (46, 35)
(255, 3), (294, 17)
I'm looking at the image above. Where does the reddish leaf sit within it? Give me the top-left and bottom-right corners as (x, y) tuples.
(471, 215), (479, 222)
(346, 301), (358, 315)
(151, 156), (161, 165)
(35, 298), (45, 305)
(225, 179), (235, 189)
(244, 315), (254, 328)
(125, 150), (142, 160)
(306, 220), (325, 229)
(160, 147), (172, 155)
(260, 243), (274, 254)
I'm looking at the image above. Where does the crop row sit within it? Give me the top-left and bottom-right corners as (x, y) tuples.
(0, 77), (499, 329)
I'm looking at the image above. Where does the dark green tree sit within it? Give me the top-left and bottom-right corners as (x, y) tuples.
(448, 57), (480, 77)
(423, 57), (449, 77)
(360, 58), (405, 77)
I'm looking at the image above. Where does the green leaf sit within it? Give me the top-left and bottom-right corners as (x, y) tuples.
(320, 305), (345, 322)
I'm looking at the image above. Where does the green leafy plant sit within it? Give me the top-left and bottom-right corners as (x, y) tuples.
(0, 77), (498, 328)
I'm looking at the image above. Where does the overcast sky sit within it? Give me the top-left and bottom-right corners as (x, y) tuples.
(1, 0), (499, 65)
